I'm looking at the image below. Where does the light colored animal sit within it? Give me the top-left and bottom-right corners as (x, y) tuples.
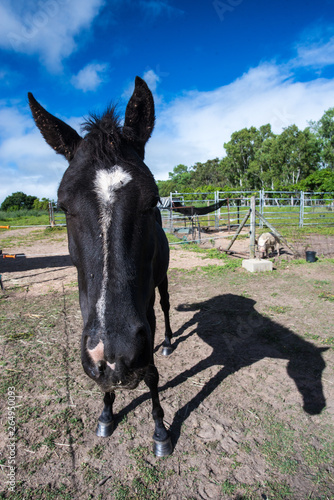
(257, 232), (280, 258)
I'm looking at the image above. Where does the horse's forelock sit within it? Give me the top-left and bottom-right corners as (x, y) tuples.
(80, 107), (123, 165)
(82, 106), (121, 137)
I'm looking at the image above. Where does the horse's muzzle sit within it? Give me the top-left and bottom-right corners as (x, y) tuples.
(84, 357), (147, 392)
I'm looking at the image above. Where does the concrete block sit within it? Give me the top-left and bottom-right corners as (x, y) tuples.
(242, 258), (273, 273)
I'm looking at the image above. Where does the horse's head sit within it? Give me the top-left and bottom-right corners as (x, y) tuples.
(29, 77), (166, 391)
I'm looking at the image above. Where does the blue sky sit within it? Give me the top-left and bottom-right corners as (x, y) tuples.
(1, 0), (334, 203)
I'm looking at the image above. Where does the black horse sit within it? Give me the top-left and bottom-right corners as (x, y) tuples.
(28, 77), (173, 456)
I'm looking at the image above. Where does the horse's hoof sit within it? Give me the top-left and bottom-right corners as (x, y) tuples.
(96, 419), (114, 438)
(153, 436), (173, 457)
(161, 346), (173, 356)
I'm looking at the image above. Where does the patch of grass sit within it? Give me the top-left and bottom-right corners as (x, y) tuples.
(303, 332), (334, 346)
(0, 211), (50, 228)
(318, 291), (334, 301)
(169, 238), (243, 271)
(304, 331), (321, 341)
(259, 416), (299, 474)
(0, 371), (24, 396)
(111, 481), (131, 500)
(0, 226), (67, 250)
(43, 226), (67, 234)
(16, 405), (43, 424)
(120, 414), (136, 440)
(262, 480), (293, 499)
(313, 279), (331, 286)
(206, 440), (220, 450)
(81, 462), (103, 485)
(241, 442), (252, 454)
(88, 444), (105, 459)
(127, 445), (166, 499)
(200, 259), (242, 276)
(0, 483), (73, 500)
(166, 232), (184, 244)
(221, 479), (237, 494)
(267, 305), (291, 314)
(280, 225), (334, 238)
(7, 330), (34, 341)
(302, 439), (334, 468)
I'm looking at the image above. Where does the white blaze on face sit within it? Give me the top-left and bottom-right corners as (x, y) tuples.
(94, 166), (132, 330)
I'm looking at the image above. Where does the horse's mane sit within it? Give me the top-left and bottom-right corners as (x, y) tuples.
(81, 106), (123, 164)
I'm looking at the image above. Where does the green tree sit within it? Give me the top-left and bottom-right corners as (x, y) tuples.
(1, 192), (38, 211)
(298, 168), (334, 192)
(167, 164), (193, 192)
(157, 179), (177, 197)
(191, 158), (226, 187)
(223, 126), (270, 188)
(247, 125), (276, 189)
(270, 125), (320, 187)
(33, 197), (50, 210)
(310, 108), (334, 170)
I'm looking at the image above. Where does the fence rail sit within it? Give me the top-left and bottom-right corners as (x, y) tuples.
(46, 191), (334, 231)
(49, 201), (66, 226)
(159, 190), (334, 234)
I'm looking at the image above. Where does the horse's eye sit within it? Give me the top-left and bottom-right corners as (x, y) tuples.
(58, 203), (69, 215)
(151, 196), (159, 208)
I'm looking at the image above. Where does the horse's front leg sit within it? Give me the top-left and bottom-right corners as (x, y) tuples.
(96, 391), (115, 437)
(144, 363), (173, 456)
(158, 276), (173, 356)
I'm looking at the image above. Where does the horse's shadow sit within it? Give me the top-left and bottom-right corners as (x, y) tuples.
(118, 294), (328, 447)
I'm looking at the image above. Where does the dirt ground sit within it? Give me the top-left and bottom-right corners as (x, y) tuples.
(0, 228), (334, 499)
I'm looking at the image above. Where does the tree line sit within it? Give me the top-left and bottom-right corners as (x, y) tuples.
(157, 108), (334, 196)
(0, 192), (51, 212)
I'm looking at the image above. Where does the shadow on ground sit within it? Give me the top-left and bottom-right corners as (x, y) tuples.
(104, 294), (328, 449)
(0, 255), (72, 273)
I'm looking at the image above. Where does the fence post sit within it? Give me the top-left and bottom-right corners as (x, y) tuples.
(299, 191), (304, 228)
(215, 191), (219, 229)
(259, 190), (264, 228)
(48, 201), (55, 227)
(249, 196), (256, 258)
(169, 192), (173, 233)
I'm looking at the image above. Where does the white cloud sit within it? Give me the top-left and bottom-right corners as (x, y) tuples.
(145, 63), (334, 180)
(0, 102), (72, 203)
(293, 36), (334, 69)
(0, 0), (105, 72)
(71, 62), (109, 92)
(142, 69), (160, 93)
(122, 69), (163, 108)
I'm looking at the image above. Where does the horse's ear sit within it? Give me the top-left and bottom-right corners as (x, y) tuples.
(28, 93), (82, 161)
(123, 76), (155, 159)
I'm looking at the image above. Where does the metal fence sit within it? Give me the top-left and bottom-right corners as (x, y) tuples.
(49, 202), (66, 226)
(48, 191), (334, 232)
(159, 190), (334, 234)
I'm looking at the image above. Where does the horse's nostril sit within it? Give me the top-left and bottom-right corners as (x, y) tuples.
(97, 359), (106, 374)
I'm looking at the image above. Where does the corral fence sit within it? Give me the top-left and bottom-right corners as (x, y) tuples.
(47, 191), (334, 233)
(48, 201), (66, 227)
(158, 190), (334, 237)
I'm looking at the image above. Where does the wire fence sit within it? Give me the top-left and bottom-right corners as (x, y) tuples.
(159, 190), (334, 235)
(2, 192), (333, 233)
